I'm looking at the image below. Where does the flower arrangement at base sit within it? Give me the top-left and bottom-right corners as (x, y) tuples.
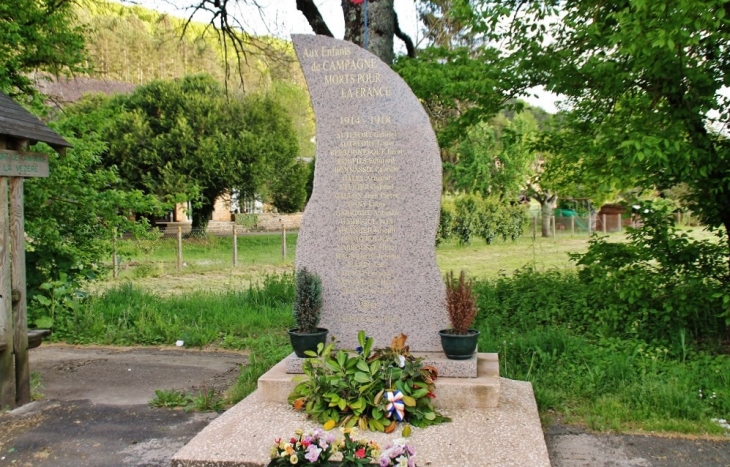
(339, 427), (380, 467)
(270, 428), (418, 467)
(270, 428), (336, 466)
(377, 438), (416, 467)
(288, 331), (450, 432)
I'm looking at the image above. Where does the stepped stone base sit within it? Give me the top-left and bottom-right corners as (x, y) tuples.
(276, 353), (499, 409)
(171, 377), (550, 467)
(285, 350), (479, 378)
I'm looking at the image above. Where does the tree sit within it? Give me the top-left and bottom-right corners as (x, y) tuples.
(0, 0), (87, 98)
(471, 0), (730, 266)
(143, 0), (416, 67)
(453, 111), (539, 200)
(25, 126), (163, 313)
(94, 74), (299, 230)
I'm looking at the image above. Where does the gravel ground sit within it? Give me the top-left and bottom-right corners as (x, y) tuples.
(0, 344), (728, 467)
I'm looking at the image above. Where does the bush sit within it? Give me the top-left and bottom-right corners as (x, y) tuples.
(442, 194), (528, 245)
(570, 200), (729, 343)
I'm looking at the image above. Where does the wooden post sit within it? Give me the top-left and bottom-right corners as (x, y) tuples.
(551, 216), (556, 240)
(112, 229), (119, 279)
(0, 176), (14, 408)
(282, 226), (287, 259)
(570, 216), (575, 236)
(617, 213), (622, 233)
(602, 214), (606, 234)
(532, 216), (537, 241)
(588, 214), (592, 236)
(232, 223), (238, 267)
(177, 226), (183, 271)
(10, 176), (29, 405)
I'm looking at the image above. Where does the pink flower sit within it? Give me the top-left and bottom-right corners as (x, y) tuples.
(351, 0), (365, 4)
(355, 447), (366, 458)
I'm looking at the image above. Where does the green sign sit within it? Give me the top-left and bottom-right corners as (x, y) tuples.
(0, 150), (49, 178)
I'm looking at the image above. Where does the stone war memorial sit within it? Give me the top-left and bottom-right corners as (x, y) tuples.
(172, 35), (550, 467)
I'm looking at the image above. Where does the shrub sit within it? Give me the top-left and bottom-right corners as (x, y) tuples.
(293, 268), (323, 333)
(445, 270), (478, 334)
(443, 194), (528, 245)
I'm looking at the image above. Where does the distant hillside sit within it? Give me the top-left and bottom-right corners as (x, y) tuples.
(73, 0), (303, 93)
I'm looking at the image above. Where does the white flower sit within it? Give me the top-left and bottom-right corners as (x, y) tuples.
(397, 355), (405, 367)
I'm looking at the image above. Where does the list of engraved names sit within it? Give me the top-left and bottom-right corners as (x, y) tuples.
(305, 44), (402, 306)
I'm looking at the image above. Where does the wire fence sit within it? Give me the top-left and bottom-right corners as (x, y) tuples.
(530, 210), (697, 239)
(112, 224), (293, 279)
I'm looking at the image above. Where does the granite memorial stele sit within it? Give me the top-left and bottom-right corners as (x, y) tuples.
(292, 34), (449, 352)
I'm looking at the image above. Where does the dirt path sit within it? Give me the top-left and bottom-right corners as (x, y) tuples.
(0, 345), (728, 467)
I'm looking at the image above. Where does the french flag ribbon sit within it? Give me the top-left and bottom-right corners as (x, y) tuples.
(385, 390), (405, 421)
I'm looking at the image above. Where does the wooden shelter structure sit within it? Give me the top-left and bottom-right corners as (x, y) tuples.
(0, 92), (71, 408)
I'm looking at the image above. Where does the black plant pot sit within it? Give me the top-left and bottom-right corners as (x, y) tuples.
(439, 329), (480, 360)
(288, 328), (328, 358)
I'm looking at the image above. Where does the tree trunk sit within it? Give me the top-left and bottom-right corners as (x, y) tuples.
(541, 200), (552, 237)
(342, 0), (395, 65)
(721, 215), (730, 283)
(191, 202), (214, 237)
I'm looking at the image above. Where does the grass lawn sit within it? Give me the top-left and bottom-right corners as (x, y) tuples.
(110, 230), (613, 293)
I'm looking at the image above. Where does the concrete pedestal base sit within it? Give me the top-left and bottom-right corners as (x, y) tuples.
(172, 353), (551, 466)
(171, 378), (549, 467)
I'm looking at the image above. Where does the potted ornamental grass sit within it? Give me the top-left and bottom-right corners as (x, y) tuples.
(439, 270), (479, 360)
(288, 267), (328, 358)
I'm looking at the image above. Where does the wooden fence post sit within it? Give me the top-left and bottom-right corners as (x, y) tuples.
(282, 226), (287, 259)
(177, 227), (183, 271)
(617, 214), (622, 233)
(588, 214), (592, 236)
(232, 223), (238, 267)
(570, 216), (575, 236)
(532, 216), (537, 241)
(602, 214), (606, 234)
(10, 176), (29, 405)
(0, 177), (13, 408)
(112, 229), (118, 279)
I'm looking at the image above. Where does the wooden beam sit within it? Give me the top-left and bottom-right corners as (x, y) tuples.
(0, 174), (13, 409)
(11, 139), (29, 405)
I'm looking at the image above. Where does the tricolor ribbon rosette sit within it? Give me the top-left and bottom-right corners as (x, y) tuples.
(385, 390), (405, 421)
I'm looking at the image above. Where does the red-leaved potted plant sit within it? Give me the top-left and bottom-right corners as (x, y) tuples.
(439, 270), (479, 360)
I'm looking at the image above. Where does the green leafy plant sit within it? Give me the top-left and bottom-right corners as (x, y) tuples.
(444, 270), (478, 334)
(29, 273), (86, 333)
(289, 331), (449, 432)
(188, 387), (224, 412)
(149, 389), (190, 408)
(293, 268), (323, 333)
(149, 387), (224, 412)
